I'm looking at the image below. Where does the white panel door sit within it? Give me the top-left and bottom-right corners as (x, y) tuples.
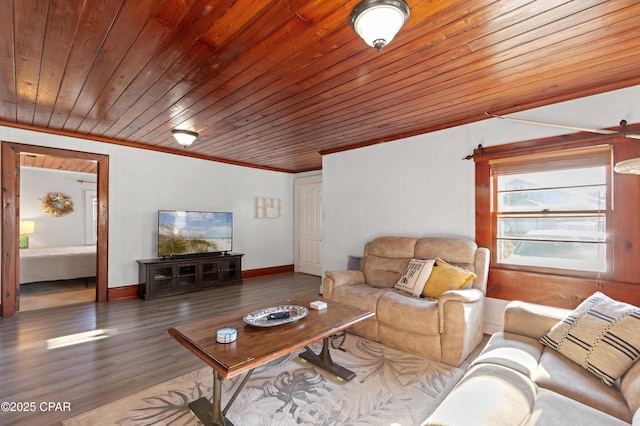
(298, 180), (322, 276)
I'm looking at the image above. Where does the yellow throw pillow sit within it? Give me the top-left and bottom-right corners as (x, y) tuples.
(422, 258), (477, 299)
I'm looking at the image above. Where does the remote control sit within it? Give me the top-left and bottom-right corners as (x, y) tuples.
(267, 311), (291, 320)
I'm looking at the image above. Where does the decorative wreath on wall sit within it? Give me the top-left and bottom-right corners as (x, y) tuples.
(42, 193), (74, 217)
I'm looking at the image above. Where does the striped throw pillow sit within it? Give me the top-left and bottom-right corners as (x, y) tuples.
(540, 292), (640, 387)
(394, 259), (436, 297)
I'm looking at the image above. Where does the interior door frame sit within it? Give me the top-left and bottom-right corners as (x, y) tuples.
(1, 142), (109, 317)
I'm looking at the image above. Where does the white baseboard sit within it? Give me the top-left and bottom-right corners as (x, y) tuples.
(483, 322), (504, 335)
(483, 297), (511, 335)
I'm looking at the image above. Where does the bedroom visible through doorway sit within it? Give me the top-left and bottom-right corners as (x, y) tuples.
(19, 154), (98, 311)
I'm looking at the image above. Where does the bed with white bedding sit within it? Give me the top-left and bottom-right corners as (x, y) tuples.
(20, 245), (96, 284)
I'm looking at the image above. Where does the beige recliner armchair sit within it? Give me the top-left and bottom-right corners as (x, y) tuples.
(322, 236), (490, 367)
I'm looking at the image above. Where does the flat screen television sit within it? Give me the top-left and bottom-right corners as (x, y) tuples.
(158, 210), (233, 258)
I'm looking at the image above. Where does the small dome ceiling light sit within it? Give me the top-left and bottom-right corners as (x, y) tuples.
(171, 129), (198, 148)
(350, 0), (410, 52)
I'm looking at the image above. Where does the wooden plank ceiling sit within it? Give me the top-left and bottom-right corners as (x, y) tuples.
(2, 0), (640, 173)
(20, 153), (97, 174)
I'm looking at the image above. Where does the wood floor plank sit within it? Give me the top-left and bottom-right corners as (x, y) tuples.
(0, 273), (321, 425)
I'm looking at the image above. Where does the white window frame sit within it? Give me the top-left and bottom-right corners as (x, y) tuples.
(85, 190), (97, 245)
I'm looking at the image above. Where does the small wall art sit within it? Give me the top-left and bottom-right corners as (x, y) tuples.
(42, 192), (74, 217)
(255, 197), (280, 218)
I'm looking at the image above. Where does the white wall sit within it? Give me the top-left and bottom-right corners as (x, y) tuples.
(323, 84), (640, 331)
(20, 167), (96, 248)
(5, 84), (640, 298)
(1, 127), (295, 288)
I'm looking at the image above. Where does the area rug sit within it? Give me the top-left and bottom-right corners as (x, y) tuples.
(63, 335), (464, 426)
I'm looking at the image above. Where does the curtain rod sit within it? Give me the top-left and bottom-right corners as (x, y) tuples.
(463, 114), (640, 160)
(485, 112), (640, 140)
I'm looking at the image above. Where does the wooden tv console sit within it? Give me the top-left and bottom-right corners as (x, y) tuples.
(137, 253), (243, 300)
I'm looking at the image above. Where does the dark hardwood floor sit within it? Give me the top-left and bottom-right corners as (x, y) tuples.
(0, 273), (321, 426)
(19, 279), (96, 311)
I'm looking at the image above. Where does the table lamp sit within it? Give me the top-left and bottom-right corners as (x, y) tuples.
(19, 220), (35, 249)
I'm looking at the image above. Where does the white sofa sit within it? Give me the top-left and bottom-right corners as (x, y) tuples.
(424, 300), (640, 425)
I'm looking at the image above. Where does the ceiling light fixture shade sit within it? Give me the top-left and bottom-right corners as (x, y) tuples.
(614, 158), (640, 175)
(171, 129), (198, 147)
(350, 0), (410, 51)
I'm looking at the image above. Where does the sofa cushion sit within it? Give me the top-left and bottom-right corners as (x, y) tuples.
(530, 388), (629, 426)
(377, 290), (440, 335)
(504, 300), (570, 340)
(621, 358), (640, 419)
(423, 363), (536, 426)
(378, 324), (442, 362)
(414, 237), (477, 267)
(331, 283), (387, 314)
(394, 259), (435, 297)
(470, 332), (544, 378)
(361, 237), (417, 288)
(540, 291), (640, 387)
(362, 255), (411, 288)
(366, 236), (418, 258)
(422, 258), (477, 299)
(532, 348), (632, 422)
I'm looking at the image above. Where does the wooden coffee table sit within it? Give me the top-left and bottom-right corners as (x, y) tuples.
(167, 295), (374, 426)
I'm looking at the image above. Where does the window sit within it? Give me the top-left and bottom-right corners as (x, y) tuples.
(85, 190), (97, 245)
(490, 145), (611, 275)
(475, 135), (640, 306)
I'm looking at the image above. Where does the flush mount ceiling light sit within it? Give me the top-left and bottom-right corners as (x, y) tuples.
(350, 0), (410, 51)
(171, 129), (198, 148)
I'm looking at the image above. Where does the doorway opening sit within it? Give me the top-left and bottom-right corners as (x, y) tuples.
(1, 142), (109, 317)
(19, 157), (98, 311)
